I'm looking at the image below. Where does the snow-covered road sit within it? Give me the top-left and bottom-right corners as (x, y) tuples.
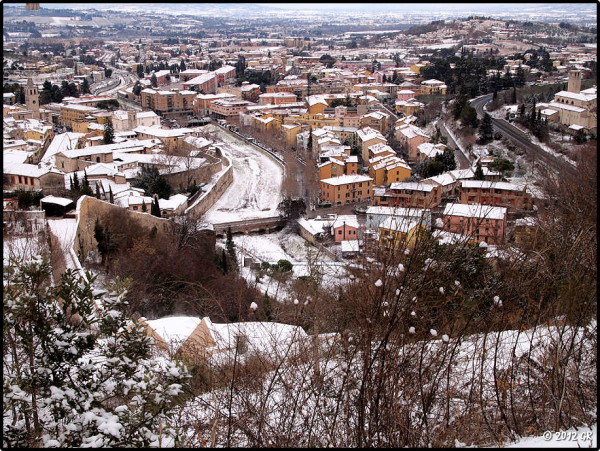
(202, 125), (284, 224)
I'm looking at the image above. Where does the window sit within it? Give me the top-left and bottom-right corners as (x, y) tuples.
(96, 157), (100, 163)
(338, 230), (342, 235)
(133, 206), (138, 211)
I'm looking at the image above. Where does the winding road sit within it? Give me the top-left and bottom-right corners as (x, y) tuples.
(470, 94), (576, 177)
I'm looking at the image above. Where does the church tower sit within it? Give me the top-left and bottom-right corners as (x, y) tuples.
(25, 78), (40, 119)
(567, 70), (581, 94)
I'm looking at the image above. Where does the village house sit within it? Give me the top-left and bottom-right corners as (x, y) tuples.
(367, 143), (411, 186)
(3, 162), (65, 192)
(442, 202), (508, 245)
(374, 182), (442, 209)
(395, 123), (431, 161)
(331, 215), (360, 242)
(140, 316), (307, 363)
(296, 214), (336, 244)
(366, 205), (432, 231)
(319, 174), (373, 205)
(112, 110), (161, 132)
(378, 216), (427, 250)
(459, 180), (533, 210)
(357, 127), (387, 164)
(140, 88), (196, 118)
(209, 98), (253, 119)
(420, 79), (448, 95)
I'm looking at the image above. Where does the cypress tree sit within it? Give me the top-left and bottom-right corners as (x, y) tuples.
(109, 186), (114, 204)
(151, 195), (161, 217)
(73, 172), (80, 191)
(474, 162), (485, 181)
(103, 119), (114, 145)
(141, 200), (147, 212)
(226, 226), (236, 267)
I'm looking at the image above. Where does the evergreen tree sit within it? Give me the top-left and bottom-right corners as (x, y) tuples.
(478, 112), (494, 144)
(109, 186), (114, 204)
(103, 119), (114, 145)
(474, 162), (485, 180)
(81, 77), (90, 95)
(530, 100), (537, 126)
(180, 59), (186, 72)
(132, 82), (142, 96)
(519, 103), (526, 118)
(150, 73), (158, 88)
(69, 175), (73, 190)
(141, 200), (147, 212)
(3, 257), (189, 447)
(151, 195), (161, 217)
(221, 248), (228, 273)
(226, 226), (236, 267)
(511, 85), (517, 104)
(73, 172), (80, 191)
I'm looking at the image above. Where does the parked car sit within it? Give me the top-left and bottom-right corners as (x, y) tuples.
(318, 201), (332, 208)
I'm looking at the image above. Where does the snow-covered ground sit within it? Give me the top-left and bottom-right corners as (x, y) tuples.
(47, 218), (78, 270)
(231, 230), (349, 302)
(503, 423), (596, 448)
(202, 125), (284, 224)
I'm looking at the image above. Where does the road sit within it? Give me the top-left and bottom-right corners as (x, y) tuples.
(470, 95), (576, 177)
(437, 119), (471, 169)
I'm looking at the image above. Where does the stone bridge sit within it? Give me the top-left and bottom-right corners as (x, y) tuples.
(213, 216), (286, 236)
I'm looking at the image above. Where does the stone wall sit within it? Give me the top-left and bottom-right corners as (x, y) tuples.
(73, 196), (174, 263)
(163, 158), (222, 191)
(184, 157), (233, 220)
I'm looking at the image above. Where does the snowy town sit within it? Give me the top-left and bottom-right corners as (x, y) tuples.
(2, 2), (597, 448)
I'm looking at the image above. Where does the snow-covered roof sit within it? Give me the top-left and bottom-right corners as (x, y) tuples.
(417, 142), (445, 158)
(448, 168), (474, 180)
(320, 174), (373, 186)
(144, 316), (203, 352)
(341, 240), (359, 253)
(42, 132), (86, 164)
(461, 180), (524, 191)
(40, 195), (74, 207)
(331, 215), (359, 230)
(389, 182), (436, 192)
(425, 172), (456, 187)
(134, 125), (192, 138)
(357, 126), (386, 142)
(297, 217), (333, 236)
(443, 203), (507, 220)
(203, 317), (308, 355)
(379, 217), (420, 233)
(554, 90), (596, 102)
(158, 194), (188, 211)
(366, 205), (429, 217)
(4, 162), (63, 178)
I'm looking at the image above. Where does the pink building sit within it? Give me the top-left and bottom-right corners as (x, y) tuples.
(442, 203), (507, 245)
(258, 92), (298, 105)
(331, 215), (359, 242)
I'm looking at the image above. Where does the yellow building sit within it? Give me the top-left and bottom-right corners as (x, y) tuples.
(319, 174), (373, 205)
(420, 79), (447, 95)
(378, 217), (427, 250)
(369, 155), (411, 186)
(60, 104), (101, 127)
(283, 113), (340, 129)
(282, 124), (303, 147)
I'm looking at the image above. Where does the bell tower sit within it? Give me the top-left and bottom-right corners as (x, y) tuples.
(567, 70), (581, 94)
(25, 78), (40, 119)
